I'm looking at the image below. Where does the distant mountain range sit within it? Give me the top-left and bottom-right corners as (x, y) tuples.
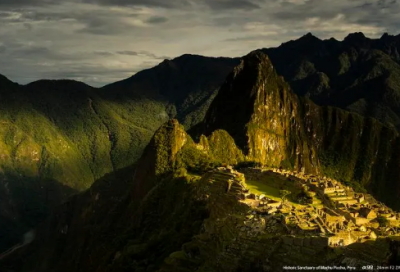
(1, 32), (400, 260)
(263, 32), (400, 130)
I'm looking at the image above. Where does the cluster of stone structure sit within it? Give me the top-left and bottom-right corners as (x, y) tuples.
(235, 167), (400, 247)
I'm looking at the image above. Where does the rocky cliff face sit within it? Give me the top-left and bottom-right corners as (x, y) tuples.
(201, 52), (319, 172)
(263, 32), (400, 131)
(197, 51), (400, 208)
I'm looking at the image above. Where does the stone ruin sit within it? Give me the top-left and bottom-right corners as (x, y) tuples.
(211, 166), (400, 249)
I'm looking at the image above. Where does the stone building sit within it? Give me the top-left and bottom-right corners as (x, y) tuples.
(328, 231), (353, 247)
(266, 200), (281, 209)
(359, 208), (377, 220)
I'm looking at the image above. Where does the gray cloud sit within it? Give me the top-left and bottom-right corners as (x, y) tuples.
(0, 41), (74, 62)
(223, 34), (278, 42)
(0, 44), (6, 54)
(81, 0), (190, 8)
(93, 50), (114, 56)
(0, 0), (57, 6)
(117, 50), (170, 59)
(0, 9), (140, 35)
(271, 0), (400, 32)
(76, 17), (130, 35)
(0, 0), (400, 87)
(202, 0), (261, 10)
(91, 50), (170, 59)
(19, 11), (76, 21)
(0, 12), (12, 17)
(145, 16), (168, 24)
(81, 0), (263, 11)
(23, 22), (33, 30)
(12, 45), (50, 56)
(0, 0), (39, 4)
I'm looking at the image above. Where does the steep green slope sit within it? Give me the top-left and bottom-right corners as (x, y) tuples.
(0, 120), (215, 272)
(101, 54), (239, 129)
(0, 54), (238, 188)
(0, 55), (238, 251)
(0, 79), (161, 251)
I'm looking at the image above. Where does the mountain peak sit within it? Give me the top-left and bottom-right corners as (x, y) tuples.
(343, 32), (367, 44)
(158, 58), (178, 69)
(197, 49), (323, 172)
(131, 119), (188, 199)
(237, 50), (271, 69)
(381, 32), (391, 39)
(0, 73), (15, 83)
(345, 32), (366, 39)
(0, 73), (19, 89)
(297, 32), (321, 42)
(302, 32), (318, 39)
(277, 32), (322, 52)
(202, 51), (290, 155)
(26, 78), (92, 89)
(379, 32), (400, 43)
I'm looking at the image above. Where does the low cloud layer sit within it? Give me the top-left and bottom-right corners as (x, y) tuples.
(0, 0), (398, 86)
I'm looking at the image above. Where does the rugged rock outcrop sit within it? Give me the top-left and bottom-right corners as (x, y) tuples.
(263, 32), (400, 131)
(201, 51), (319, 172)
(195, 51), (400, 209)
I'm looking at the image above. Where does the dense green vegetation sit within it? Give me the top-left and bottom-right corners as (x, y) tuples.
(0, 54), (237, 252)
(175, 143), (218, 175)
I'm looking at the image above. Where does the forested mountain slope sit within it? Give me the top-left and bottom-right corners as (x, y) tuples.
(0, 55), (238, 251)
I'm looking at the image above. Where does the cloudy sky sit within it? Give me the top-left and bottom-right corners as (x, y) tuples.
(0, 0), (398, 87)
